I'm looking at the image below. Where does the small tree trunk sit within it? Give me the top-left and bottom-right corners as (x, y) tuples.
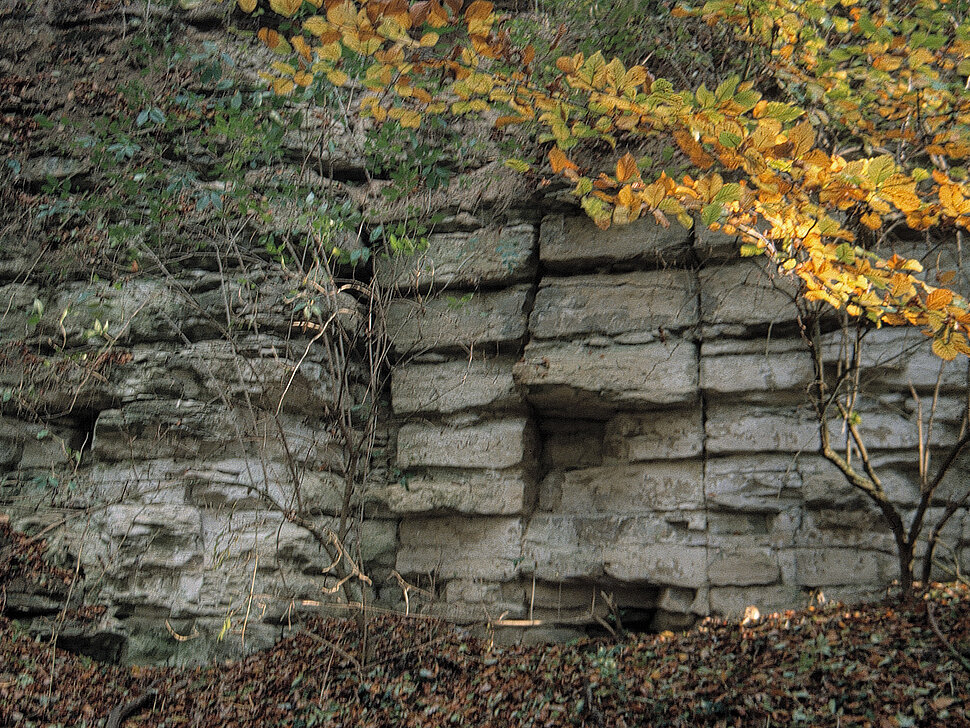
(897, 539), (915, 600)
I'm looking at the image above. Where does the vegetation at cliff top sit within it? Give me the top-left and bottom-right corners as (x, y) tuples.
(251, 0), (970, 360)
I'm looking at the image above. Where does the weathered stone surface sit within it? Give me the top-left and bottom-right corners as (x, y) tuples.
(396, 417), (534, 470)
(708, 585), (804, 617)
(701, 339), (814, 396)
(541, 422), (604, 469)
(387, 285), (530, 354)
(707, 548), (780, 587)
(391, 357), (521, 415)
(530, 270), (697, 340)
(397, 516), (522, 580)
(604, 408), (703, 461)
(0, 283), (38, 339)
(523, 515), (708, 587)
(699, 262), (798, 335)
(705, 403), (819, 454)
(515, 339), (697, 415)
(822, 324), (970, 391)
(384, 467), (534, 515)
(440, 579), (527, 622)
(376, 223), (536, 291)
(793, 548), (893, 587)
(539, 214), (692, 272)
(705, 455), (803, 511)
(92, 400), (241, 461)
(538, 462), (704, 513)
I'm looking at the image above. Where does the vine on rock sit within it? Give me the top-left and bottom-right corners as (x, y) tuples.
(243, 0), (970, 359)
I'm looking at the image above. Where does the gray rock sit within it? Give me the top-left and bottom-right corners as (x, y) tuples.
(515, 339), (697, 415)
(538, 461), (704, 513)
(391, 357), (522, 415)
(397, 417), (535, 470)
(397, 516), (523, 580)
(387, 286), (531, 355)
(699, 261), (798, 336)
(530, 270), (697, 340)
(604, 408), (703, 461)
(539, 214), (692, 272)
(376, 223), (536, 291)
(384, 467), (534, 515)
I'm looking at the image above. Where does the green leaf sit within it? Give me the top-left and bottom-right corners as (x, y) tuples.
(504, 158), (531, 173)
(732, 89), (761, 111)
(696, 84), (715, 108)
(718, 131), (742, 148)
(715, 75), (739, 102)
(712, 182), (741, 204)
(740, 243), (763, 257)
(764, 102), (804, 122)
(701, 202), (722, 227)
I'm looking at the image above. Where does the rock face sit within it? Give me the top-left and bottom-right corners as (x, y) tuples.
(385, 211), (970, 635)
(2, 1), (969, 663)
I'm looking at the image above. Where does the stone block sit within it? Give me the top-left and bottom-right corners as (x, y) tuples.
(441, 579), (526, 622)
(523, 515), (707, 587)
(539, 214), (692, 272)
(530, 270), (697, 340)
(376, 223), (536, 291)
(705, 455), (803, 511)
(694, 219), (740, 262)
(397, 516), (522, 580)
(515, 339), (697, 416)
(384, 467), (533, 515)
(0, 283), (38, 340)
(708, 585), (804, 618)
(604, 408), (703, 461)
(105, 504), (203, 571)
(396, 417), (534, 470)
(706, 403), (820, 454)
(821, 326), (970, 392)
(92, 400), (241, 461)
(701, 339), (814, 397)
(387, 285), (530, 354)
(793, 547), (892, 587)
(707, 548), (780, 587)
(538, 461), (704, 513)
(699, 262), (798, 336)
(391, 357), (522, 415)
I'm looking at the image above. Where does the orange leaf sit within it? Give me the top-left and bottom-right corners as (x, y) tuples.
(549, 146), (578, 174)
(464, 0), (493, 21)
(258, 28), (282, 50)
(616, 153), (638, 183)
(927, 288), (954, 311)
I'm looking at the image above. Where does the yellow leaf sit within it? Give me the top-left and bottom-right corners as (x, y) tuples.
(927, 288), (954, 311)
(304, 16), (334, 37)
(237, 0), (257, 13)
(294, 70), (314, 87)
(272, 61), (296, 76)
(258, 27), (283, 49)
(419, 32), (439, 47)
(464, 0), (493, 22)
(933, 336), (958, 361)
(617, 185), (636, 209)
(317, 41), (342, 62)
(292, 35), (313, 61)
(616, 152), (638, 183)
(326, 69), (349, 86)
(269, 0), (301, 17)
(272, 78), (296, 95)
(398, 109), (422, 128)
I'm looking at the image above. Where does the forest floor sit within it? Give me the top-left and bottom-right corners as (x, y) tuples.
(2, 581), (969, 727)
